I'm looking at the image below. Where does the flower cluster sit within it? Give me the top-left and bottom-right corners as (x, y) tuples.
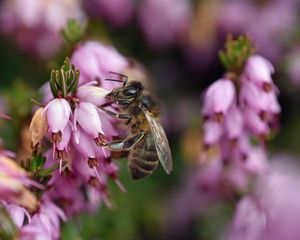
(201, 36), (280, 192)
(226, 156), (300, 240)
(0, 0), (86, 59)
(0, 40), (135, 239)
(13, 41), (131, 239)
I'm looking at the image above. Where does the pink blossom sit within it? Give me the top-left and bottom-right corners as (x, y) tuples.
(0, 156), (38, 210)
(20, 201), (66, 240)
(243, 109), (269, 137)
(44, 98), (71, 133)
(85, 0), (134, 27)
(203, 120), (223, 146)
(244, 55), (274, 88)
(0, 0), (86, 59)
(74, 102), (104, 138)
(226, 156), (300, 240)
(71, 41), (128, 88)
(72, 127), (97, 159)
(5, 203), (31, 228)
(138, 0), (191, 50)
(55, 124), (71, 152)
(202, 78), (235, 118)
(76, 85), (109, 106)
(225, 106), (243, 140)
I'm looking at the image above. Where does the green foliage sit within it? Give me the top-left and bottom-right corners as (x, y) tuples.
(49, 57), (79, 97)
(219, 35), (255, 74)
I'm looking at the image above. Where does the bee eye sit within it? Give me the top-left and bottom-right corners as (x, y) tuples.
(123, 87), (138, 97)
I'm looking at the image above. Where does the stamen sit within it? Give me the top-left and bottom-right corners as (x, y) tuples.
(88, 158), (99, 168)
(114, 179), (126, 193)
(59, 158), (62, 175)
(52, 132), (62, 144)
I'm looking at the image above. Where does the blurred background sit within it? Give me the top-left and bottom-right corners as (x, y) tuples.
(1, 0), (300, 239)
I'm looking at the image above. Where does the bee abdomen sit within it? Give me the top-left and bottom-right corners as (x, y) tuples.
(129, 150), (158, 179)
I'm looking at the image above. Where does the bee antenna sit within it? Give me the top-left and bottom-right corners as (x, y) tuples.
(107, 71), (128, 86)
(105, 78), (125, 83)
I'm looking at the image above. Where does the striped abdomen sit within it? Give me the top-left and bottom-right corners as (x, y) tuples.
(128, 133), (158, 179)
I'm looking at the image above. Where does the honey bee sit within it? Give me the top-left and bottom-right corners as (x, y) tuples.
(100, 73), (172, 179)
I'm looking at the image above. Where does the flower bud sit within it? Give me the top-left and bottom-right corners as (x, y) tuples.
(44, 98), (71, 133)
(76, 85), (109, 106)
(202, 78), (235, 119)
(74, 102), (104, 138)
(244, 55), (274, 90)
(30, 107), (48, 148)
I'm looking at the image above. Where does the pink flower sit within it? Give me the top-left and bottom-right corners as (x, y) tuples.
(44, 98), (71, 134)
(0, 0), (86, 59)
(244, 55), (274, 89)
(85, 0), (134, 27)
(0, 156), (38, 211)
(20, 200), (66, 240)
(71, 41), (128, 88)
(202, 78), (235, 119)
(74, 102), (104, 138)
(72, 127), (96, 159)
(55, 124), (71, 152)
(5, 203), (31, 228)
(203, 120), (223, 146)
(138, 0), (191, 50)
(226, 156), (300, 240)
(225, 106), (244, 140)
(76, 85), (109, 106)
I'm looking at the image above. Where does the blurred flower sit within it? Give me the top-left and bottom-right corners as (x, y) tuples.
(225, 155), (300, 240)
(218, 0), (298, 61)
(202, 78), (235, 119)
(138, 0), (192, 50)
(84, 0), (134, 27)
(71, 41), (129, 89)
(0, 0), (86, 59)
(0, 155), (38, 211)
(20, 200), (66, 240)
(4, 203), (30, 229)
(202, 54), (280, 167)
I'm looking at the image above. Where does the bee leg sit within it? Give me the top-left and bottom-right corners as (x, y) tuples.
(104, 132), (145, 151)
(99, 107), (132, 124)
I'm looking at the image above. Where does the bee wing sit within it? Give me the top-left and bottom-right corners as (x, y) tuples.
(144, 110), (173, 174)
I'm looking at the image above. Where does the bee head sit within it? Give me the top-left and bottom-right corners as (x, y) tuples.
(106, 81), (144, 105)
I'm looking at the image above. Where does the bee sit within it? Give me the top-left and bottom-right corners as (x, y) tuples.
(100, 72), (172, 179)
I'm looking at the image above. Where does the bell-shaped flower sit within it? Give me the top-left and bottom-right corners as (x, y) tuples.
(71, 41), (128, 88)
(0, 156), (38, 211)
(202, 78), (235, 119)
(55, 124), (71, 152)
(74, 102), (104, 139)
(244, 55), (274, 91)
(5, 203), (30, 228)
(203, 120), (223, 146)
(76, 85), (109, 106)
(43, 98), (71, 134)
(20, 200), (65, 240)
(243, 109), (269, 137)
(72, 127), (96, 159)
(240, 81), (280, 114)
(225, 106), (244, 140)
